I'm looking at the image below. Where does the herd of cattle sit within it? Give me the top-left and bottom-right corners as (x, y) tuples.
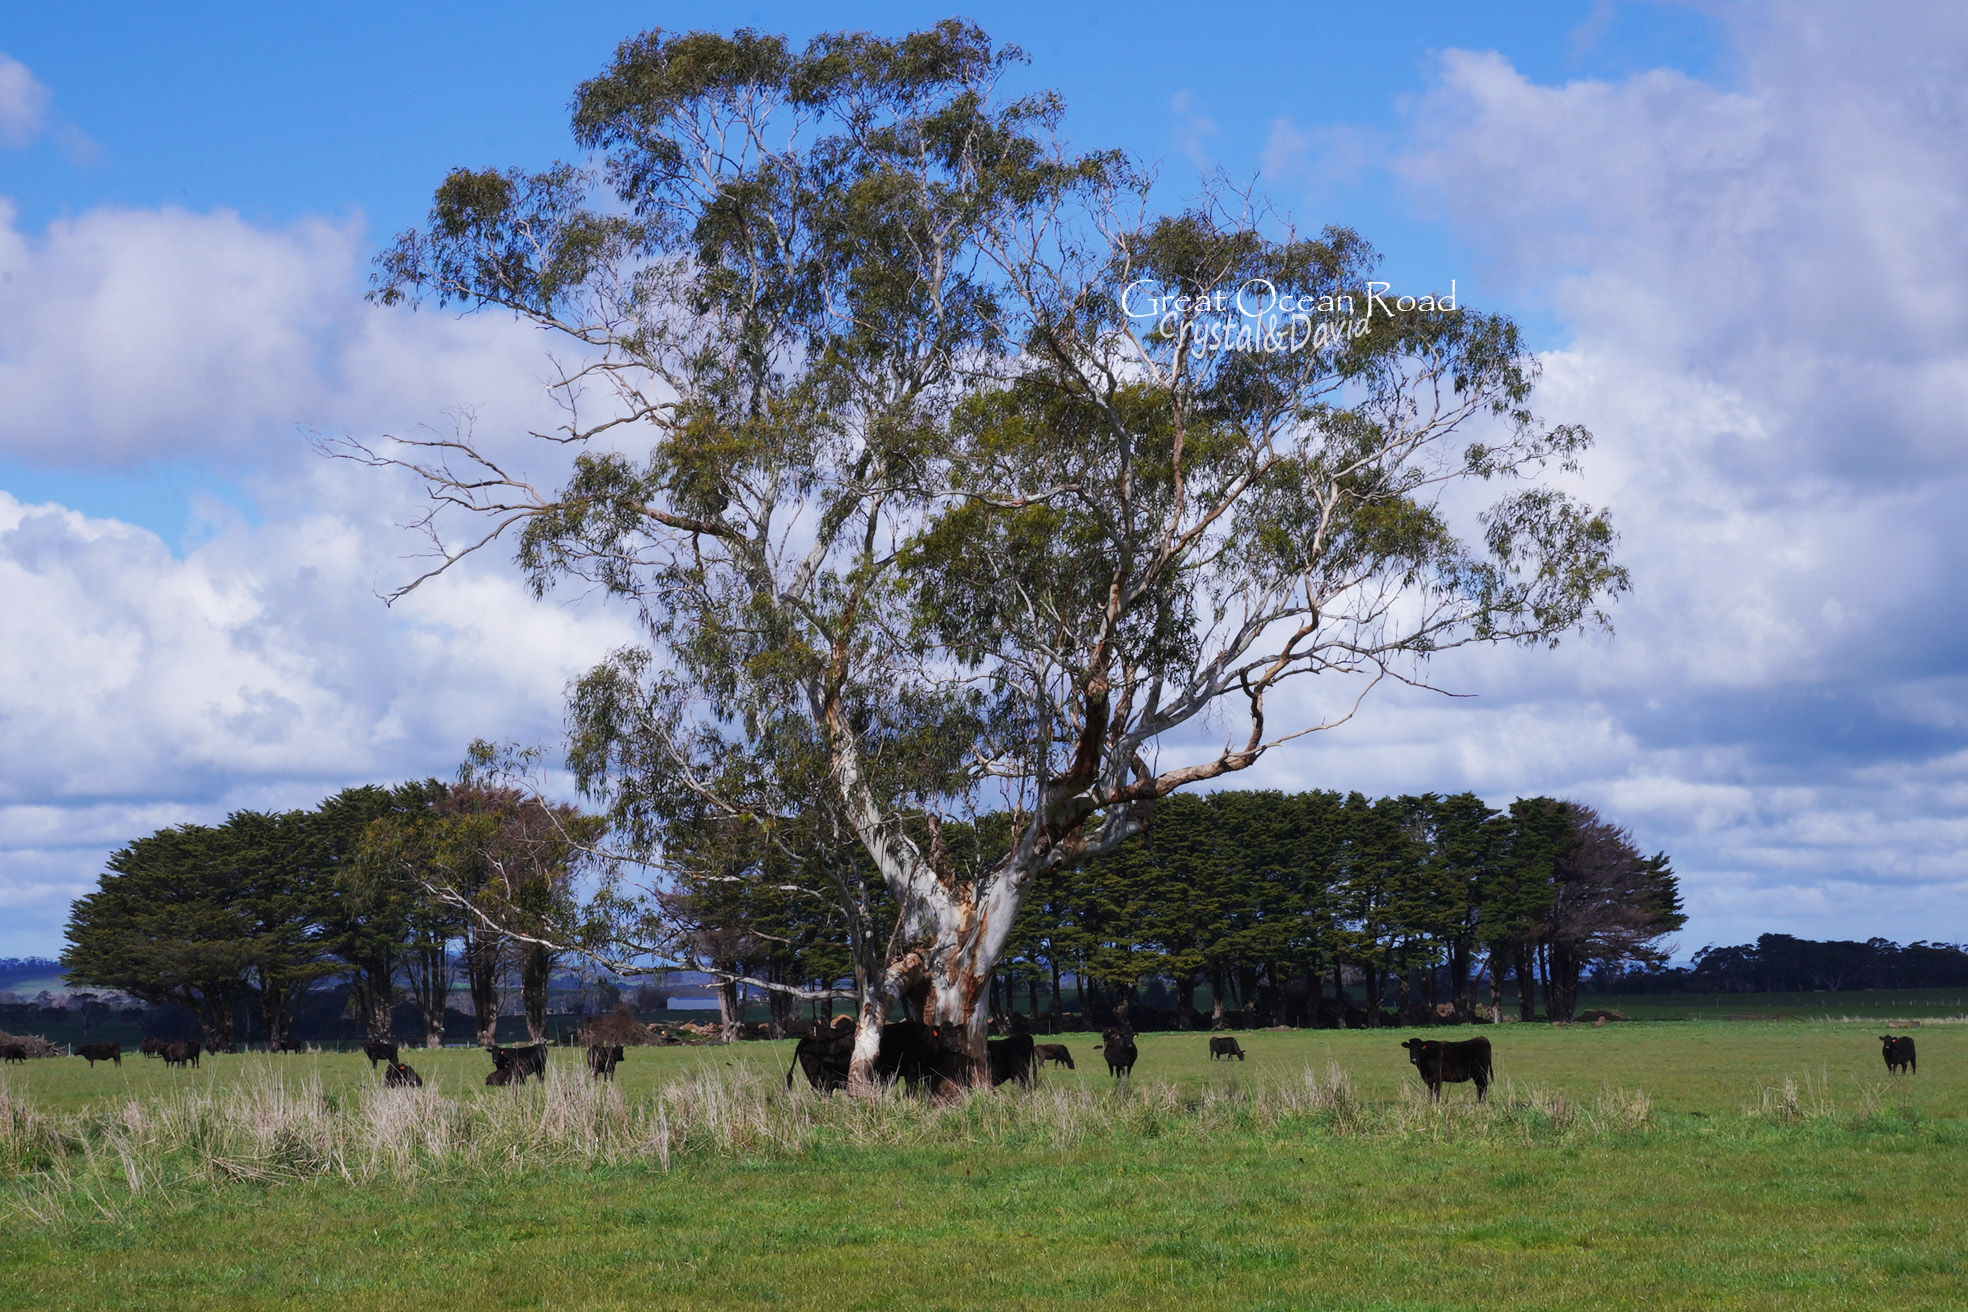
(19, 1029), (1933, 1101)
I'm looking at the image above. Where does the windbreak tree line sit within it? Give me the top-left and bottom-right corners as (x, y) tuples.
(1611, 933), (1968, 994)
(669, 788), (1682, 1029)
(60, 781), (598, 1053)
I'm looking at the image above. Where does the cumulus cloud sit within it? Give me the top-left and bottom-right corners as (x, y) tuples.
(0, 486), (642, 954)
(1311, 1), (1968, 946)
(0, 54), (49, 150)
(0, 194), (643, 955)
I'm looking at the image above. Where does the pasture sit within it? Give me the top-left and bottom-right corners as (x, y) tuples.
(3, 1021), (1964, 1310)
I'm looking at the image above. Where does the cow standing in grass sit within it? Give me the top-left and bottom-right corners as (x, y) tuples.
(363, 1039), (400, 1069)
(587, 1045), (624, 1080)
(1209, 1036), (1246, 1061)
(1401, 1037), (1492, 1102)
(138, 1037), (167, 1059)
(75, 1042), (121, 1068)
(161, 1041), (200, 1069)
(987, 1034), (1036, 1088)
(1102, 1028), (1137, 1078)
(488, 1042), (548, 1084)
(1, 1044), (24, 1064)
(1879, 1034), (1917, 1075)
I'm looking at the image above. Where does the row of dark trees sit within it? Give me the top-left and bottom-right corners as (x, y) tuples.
(61, 781), (598, 1052)
(1610, 933), (1968, 994)
(667, 789), (1685, 1028)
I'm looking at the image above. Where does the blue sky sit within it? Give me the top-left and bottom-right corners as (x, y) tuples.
(4, 2), (1966, 959)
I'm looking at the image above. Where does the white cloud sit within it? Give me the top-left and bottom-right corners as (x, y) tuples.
(1321, 2), (1968, 948)
(0, 196), (647, 956)
(0, 54), (49, 150)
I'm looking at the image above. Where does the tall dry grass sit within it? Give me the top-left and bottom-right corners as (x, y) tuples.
(1, 1062), (1663, 1222)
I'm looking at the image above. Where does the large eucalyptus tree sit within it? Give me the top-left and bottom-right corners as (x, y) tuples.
(344, 21), (1625, 1086)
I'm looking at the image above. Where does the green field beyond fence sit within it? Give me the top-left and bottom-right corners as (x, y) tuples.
(3, 1020), (1963, 1310)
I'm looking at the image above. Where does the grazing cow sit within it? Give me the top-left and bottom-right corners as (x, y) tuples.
(488, 1042), (548, 1084)
(384, 1060), (423, 1088)
(362, 1039), (400, 1070)
(0, 1044), (25, 1064)
(76, 1042), (121, 1068)
(1401, 1037), (1493, 1102)
(138, 1036), (168, 1059)
(273, 1036), (304, 1054)
(1208, 1036), (1246, 1062)
(1034, 1043), (1075, 1070)
(988, 1033), (1036, 1088)
(586, 1044), (625, 1080)
(161, 1040), (201, 1069)
(1102, 1028), (1138, 1078)
(1879, 1034), (1917, 1075)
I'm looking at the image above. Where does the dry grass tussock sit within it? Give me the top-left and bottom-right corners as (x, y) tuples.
(1745, 1069), (1917, 1126)
(0, 1063), (1658, 1217)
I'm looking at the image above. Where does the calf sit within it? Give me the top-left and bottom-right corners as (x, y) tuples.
(1102, 1028), (1138, 1078)
(76, 1042), (121, 1068)
(1208, 1036), (1246, 1062)
(0, 1043), (25, 1064)
(1401, 1036), (1493, 1102)
(586, 1044), (625, 1080)
(362, 1039), (400, 1069)
(384, 1060), (423, 1088)
(1879, 1034), (1917, 1075)
(485, 1064), (515, 1087)
(161, 1040), (201, 1069)
(1034, 1043), (1075, 1070)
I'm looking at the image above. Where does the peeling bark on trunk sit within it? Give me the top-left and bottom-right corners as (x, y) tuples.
(715, 973), (740, 1043)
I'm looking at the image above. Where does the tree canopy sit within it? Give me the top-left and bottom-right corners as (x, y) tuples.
(341, 19), (1628, 1083)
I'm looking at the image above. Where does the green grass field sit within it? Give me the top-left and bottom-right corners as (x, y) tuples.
(3, 1021), (1963, 1310)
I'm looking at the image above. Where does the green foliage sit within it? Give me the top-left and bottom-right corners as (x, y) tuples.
(349, 18), (1632, 1039)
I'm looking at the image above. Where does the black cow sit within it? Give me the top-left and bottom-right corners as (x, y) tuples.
(384, 1060), (423, 1087)
(76, 1042), (121, 1068)
(362, 1039), (400, 1069)
(1401, 1036), (1493, 1102)
(988, 1033), (1036, 1088)
(787, 1024), (857, 1093)
(485, 1064), (515, 1087)
(0, 1044), (25, 1064)
(587, 1044), (625, 1080)
(785, 1020), (976, 1095)
(161, 1040), (201, 1069)
(1034, 1043), (1075, 1070)
(488, 1042), (548, 1084)
(138, 1036), (168, 1059)
(1102, 1028), (1138, 1077)
(1209, 1036), (1246, 1062)
(1879, 1034), (1917, 1075)
(273, 1036), (304, 1054)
